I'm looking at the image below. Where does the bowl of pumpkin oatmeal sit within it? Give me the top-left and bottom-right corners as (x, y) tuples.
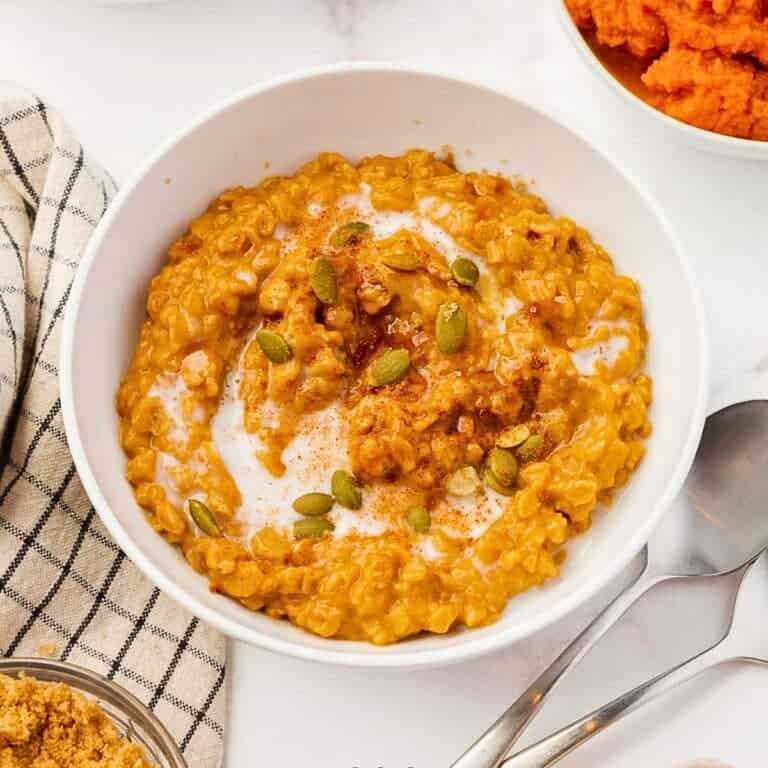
(557, 0), (768, 158)
(60, 65), (707, 667)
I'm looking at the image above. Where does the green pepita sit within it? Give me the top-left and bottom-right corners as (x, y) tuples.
(484, 468), (517, 497)
(451, 258), (480, 287)
(294, 517), (335, 539)
(496, 424), (531, 449)
(435, 302), (468, 355)
(407, 506), (431, 533)
(487, 447), (518, 487)
(310, 257), (338, 305)
(330, 221), (370, 248)
(445, 466), (480, 496)
(292, 493), (335, 517)
(331, 470), (363, 510)
(188, 499), (221, 536)
(517, 434), (544, 462)
(381, 251), (422, 271)
(255, 329), (292, 363)
(370, 348), (411, 387)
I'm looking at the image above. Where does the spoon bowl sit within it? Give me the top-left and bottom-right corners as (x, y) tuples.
(682, 400), (768, 577)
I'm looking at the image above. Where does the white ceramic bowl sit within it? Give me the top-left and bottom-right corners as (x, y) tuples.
(61, 64), (708, 668)
(554, 0), (768, 160)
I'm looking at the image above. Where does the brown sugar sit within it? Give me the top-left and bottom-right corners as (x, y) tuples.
(0, 674), (153, 768)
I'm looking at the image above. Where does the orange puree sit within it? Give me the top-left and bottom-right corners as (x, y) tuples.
(567, 0), (768, 140)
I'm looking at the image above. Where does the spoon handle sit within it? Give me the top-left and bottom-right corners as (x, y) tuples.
(450, 555), (657, 768)
(499, 642), (728, 768)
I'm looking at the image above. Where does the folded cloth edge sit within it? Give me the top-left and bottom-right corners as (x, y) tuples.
(0, 84), (227, 768)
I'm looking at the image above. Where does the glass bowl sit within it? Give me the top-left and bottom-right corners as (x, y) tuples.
(0, 657), (187, 768)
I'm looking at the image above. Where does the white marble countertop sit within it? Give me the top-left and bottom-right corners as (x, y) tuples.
(3, 1), (768, 765)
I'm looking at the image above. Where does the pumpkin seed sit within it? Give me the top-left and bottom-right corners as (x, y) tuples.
(331, 470), (362, 510)
(255, 329), (292, 363)
(445, 466), (480, 496)
(188, 499), (221, 536)
(294, 517), (335, 539)
(451, 257), (480, 287)
(517, 434), (544, 462)
(292, 493), (334, 517)
(310, 257), (338, 305)
(330, 221), (370, 248)
(435, 302), (468, 354)
(487, 447), (518, 487)
(483, 468), (517, 496)
(407, 506), (431, 533)
(370, 348), (411, 387)
(381, 251), (422, 271)
(496, 424), (531, 449)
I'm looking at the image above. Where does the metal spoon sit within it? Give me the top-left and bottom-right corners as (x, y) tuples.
(501, 547), (768, 767)
(452, 399), (768, 768)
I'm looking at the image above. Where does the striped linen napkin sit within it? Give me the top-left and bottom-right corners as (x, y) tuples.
(0, 84), (226, 767)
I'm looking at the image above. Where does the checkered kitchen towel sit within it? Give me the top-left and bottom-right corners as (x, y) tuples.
(0, 85), (226, 766)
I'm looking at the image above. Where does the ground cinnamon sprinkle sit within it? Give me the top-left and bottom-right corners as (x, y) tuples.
(0, 674), (153, 768)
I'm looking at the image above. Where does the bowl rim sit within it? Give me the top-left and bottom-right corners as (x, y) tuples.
(60, 61), (709, 668)
(553, 0), (768, 155)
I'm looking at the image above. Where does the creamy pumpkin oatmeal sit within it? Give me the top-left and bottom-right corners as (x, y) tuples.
(116, 150), (651, 644)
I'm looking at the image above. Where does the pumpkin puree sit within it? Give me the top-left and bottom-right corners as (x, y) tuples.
(567, 0), (768, 140)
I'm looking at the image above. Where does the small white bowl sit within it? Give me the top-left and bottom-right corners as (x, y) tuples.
(61, 64), (708, 668)
(554, 0), (768, 160)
